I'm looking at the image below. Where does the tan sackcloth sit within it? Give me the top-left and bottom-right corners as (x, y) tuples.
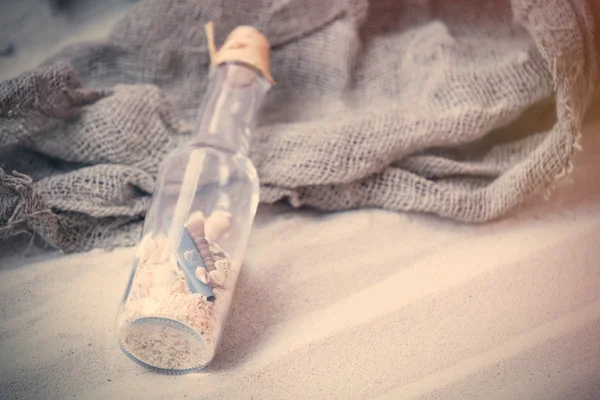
(0, 0), (598, 252)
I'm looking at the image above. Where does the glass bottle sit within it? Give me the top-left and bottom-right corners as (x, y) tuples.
(115, 60), (271, 374)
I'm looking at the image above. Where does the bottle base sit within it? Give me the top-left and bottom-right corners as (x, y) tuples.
(118, 316), (212, 375)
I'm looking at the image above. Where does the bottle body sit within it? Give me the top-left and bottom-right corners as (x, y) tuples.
(115, 62), (268, 374)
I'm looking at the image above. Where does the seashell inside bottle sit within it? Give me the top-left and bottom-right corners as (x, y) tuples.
(115, 23), (273, 374)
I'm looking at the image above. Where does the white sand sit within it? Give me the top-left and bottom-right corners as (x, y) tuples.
(2, 3), (600, 399)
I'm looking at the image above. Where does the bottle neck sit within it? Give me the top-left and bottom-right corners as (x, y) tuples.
(190, 62), (270, 156)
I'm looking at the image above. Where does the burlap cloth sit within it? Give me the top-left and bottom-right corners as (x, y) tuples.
(0, 0), (598, 252)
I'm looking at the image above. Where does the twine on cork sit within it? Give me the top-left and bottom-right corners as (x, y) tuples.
(204, 22), (275, 85)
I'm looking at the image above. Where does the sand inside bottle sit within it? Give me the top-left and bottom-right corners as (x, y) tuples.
(118, 211), (236, 373)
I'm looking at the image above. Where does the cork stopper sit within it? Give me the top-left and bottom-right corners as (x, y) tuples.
(205, 22), (275, 85)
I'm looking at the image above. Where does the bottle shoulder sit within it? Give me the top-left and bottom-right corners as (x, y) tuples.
(161, 144), (259, 184)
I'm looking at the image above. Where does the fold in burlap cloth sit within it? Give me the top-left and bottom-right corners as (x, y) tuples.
(0, 0), (598, 252)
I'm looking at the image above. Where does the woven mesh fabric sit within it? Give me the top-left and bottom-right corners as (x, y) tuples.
(0, 0), (598, 252)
